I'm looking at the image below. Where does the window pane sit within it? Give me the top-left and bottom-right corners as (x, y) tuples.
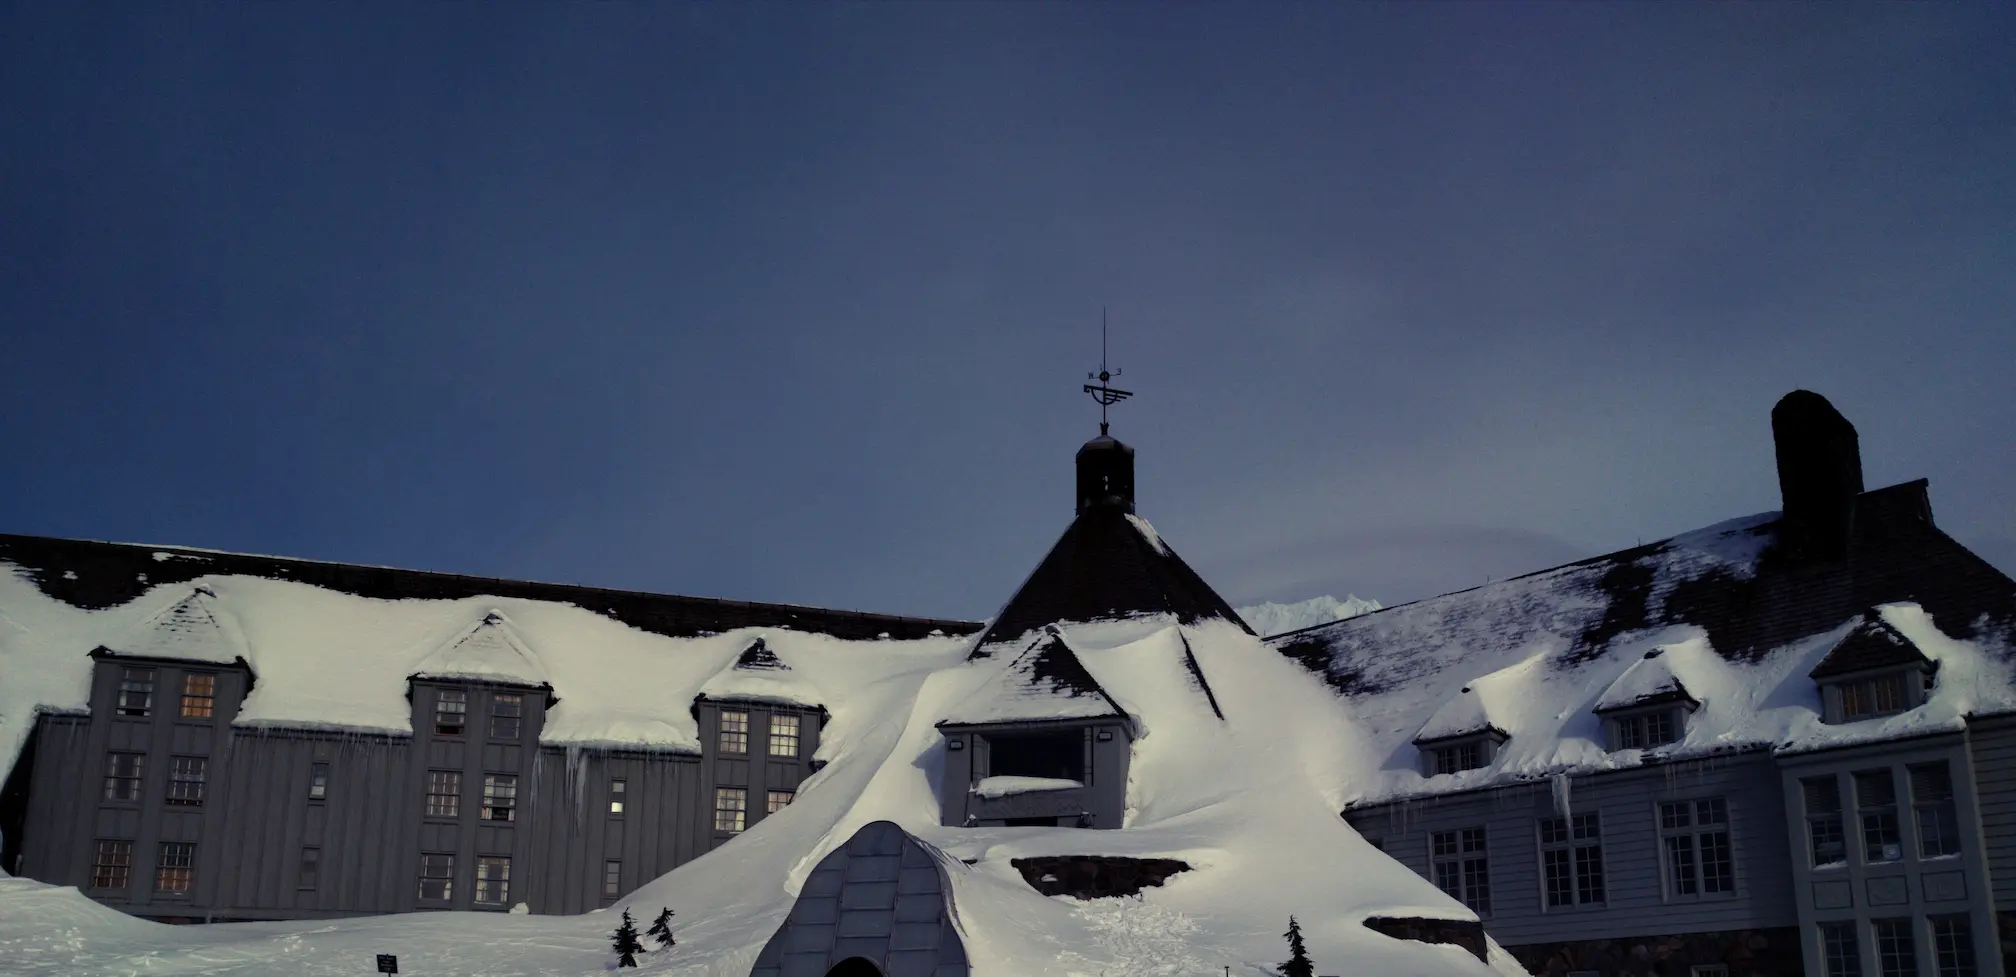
(1699, 831), (1734, 893)
(104, 752), (145, 801)
(1433, 861), (1460, 898)
(1665, 835), (1698, 895)
(155, 842), (195, 893)
(1911, 763), (1961, 858)
(1646, 710), (1675, 746)
(766, 789), (795, 814)
(93, 840), (133, 889)
(475, 856), (510, 905)
(1857, 770), (1903, 862)
(179, 674), (216, 719)
(1575, 844), (1606, 903)
(609, 778), (626, 815)
(1619, 716), (1644, 749)
(714, 787), (747, 832)
(489, 693), (522, 740)
(719, 711), (749, 753)
(118, 668), (154, 716)
(1431, 831), (1457, 858)
(299, 848), (320, 890)
(1661, 801), (1691, 830)
(769, 714), (801, 757)
(426, 770), (461, 818)
(419, 853), (455, 901)
(166, 756), (206, 806)
(1461, 827), (1486, 853)
(602, 859), (622, 899)
(1539, 817), (1567, 845)
(435, 690), (467, 735)
(1543, 848), (1572, 907)
(1806, 776), (1847, 866)
(309, 762), (330, 800)
(1929, 915), (1977, 977)
(1822, 922), (1863, 977)
(1873, 918), (1918, 977)
(1461, 856), (1491, 913)
(482, 775), (517, 822)
(1571, 813), (1601, 840)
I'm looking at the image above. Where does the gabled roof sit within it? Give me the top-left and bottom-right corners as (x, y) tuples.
(940, 630), (1128, 727)
(409, 609), (551, 688)
(1595, 645), (1704, 713)
(1809, 613), (1934, 679)
(93, 585), (247, 666)
(695, 637), (823, 709)
(973, 508), (1249, 653)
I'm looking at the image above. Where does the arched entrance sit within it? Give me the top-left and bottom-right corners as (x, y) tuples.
(823, 958), (884, 977)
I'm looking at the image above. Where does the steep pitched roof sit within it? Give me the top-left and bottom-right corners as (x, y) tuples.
(94, 584), (246, 666)
(941, 631), (1127, 727)
(1809, 613), (1934, 679)
(409, 609), (550, 687)
(695, 637), (824, 708)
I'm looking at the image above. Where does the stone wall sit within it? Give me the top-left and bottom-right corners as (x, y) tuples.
(1008, 856), (1190, 899)
(1508, 926), (1803, 977)
(1362, 917), (1489, 963)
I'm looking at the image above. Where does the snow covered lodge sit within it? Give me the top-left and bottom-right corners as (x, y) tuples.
(2, 390), (2013, 977)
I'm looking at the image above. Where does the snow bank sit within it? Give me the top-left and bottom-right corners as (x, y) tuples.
(1236, 594), (1383, 638)
(971, 776), (1082, 798)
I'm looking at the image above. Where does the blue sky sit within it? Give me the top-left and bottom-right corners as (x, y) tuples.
(3, 4), (2012, 620)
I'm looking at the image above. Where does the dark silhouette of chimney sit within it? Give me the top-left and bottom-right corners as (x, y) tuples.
(1075, 435), (1136, 514)
(1772, 390), (1863, 561)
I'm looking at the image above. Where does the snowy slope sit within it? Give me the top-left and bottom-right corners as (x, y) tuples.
(1236, 594), (1382, 638)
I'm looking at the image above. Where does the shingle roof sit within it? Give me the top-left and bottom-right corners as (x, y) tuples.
(1808, 613), (1933, 679)
(939, 631), (1127, 727)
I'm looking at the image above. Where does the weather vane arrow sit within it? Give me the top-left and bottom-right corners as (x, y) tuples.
(1083, 308), (1133, 436)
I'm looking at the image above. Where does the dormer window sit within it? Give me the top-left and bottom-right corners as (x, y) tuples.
(1616, 711), (1676, 749)
(1599, 702), (1692, 752)
(1415, 730), (1506, 777)
(1809, 613), (1936, 725)
(1839, 673), (1906, 720)
(1433, 742), (1484, 775)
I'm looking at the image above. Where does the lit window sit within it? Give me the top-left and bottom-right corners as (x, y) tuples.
(1429, 827), (1490, 914)
(1841, 674), (1907, 720)
(608, 779), (626, 815)
(1856, 769), (1903, 863)
(92, 840), (133, 889)
(489, 693), (522, 740)
(769, 714), (801, 757)
(1911, 763), (1961, 858)
(1929, 915), (1977, 977)
(1821, 921), (1862, 977)
(602, 860), (622, 900)
(309, 762), (330, 800)
(1873, 918), (1917, 977)
(166, 756), (206, 806)
(117, 668), (154, 717)
(418, 853), (454, 901)
(299, 848), (320, 890)
(155, 842), (195, 893)
(475, 856), (510, 905)
(482, 775), (517, 822)
(766, 789), (795, 814)
(1539, 813), (1604, 907)
(1659, 798), (1735, 897)
(104, 753), (145, 801)
(179, 674), (216, 719)
(719, 711), (749, 754)
(715, 787), (747, 833)
(425, 770), (461, 818)
(435, 690), (467, 736)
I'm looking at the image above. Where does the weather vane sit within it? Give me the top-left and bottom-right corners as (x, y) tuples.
(1083, 308), (1133, 436)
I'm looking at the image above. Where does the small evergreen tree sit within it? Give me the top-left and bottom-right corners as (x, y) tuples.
(1278, 916), (1314, 977)
(612, 908), (644, 968)
(646, 906), (676, 949)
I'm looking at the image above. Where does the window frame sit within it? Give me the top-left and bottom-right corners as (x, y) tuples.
(165, 755), (206, 807)
(116, 667), (155, 717)
(481, 774), (518, 822)
(308, 761), (330, 801)
(714, 786), (748, 833)
(601, 859), (622, 902)
(1871, 918), (1918, 977)
(1910, 763), (1961, 859)
(424, 769), (463, 819)
(1928, 914), (1977, 977)
(103, 752), (145, 802)
(718, 710), (749, 754)
(1821, 921), (1864, 977)
(608, 778), (626, 816)
(1538, 812), (1606, 909)
(768, 713), (801, 758)
(298, 847), (320, 891)
(1804, 775), (1849, 868)
(418, 852), (456, 902)
(434, 689), (468, 737)
(92, 839), (134, 890)
(178, 673), (217, 720)
(154, 841), (196, 895)
(1429, 826), (1491, 915)
(474, 856), (511, 906)
(766, 788), (795, 814)
(1855, 769), (1905, 864)
(488, 693), (522, 741)
(1657, 797), (1736, 901)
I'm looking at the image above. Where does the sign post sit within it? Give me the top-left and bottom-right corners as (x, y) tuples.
(376, 953), (398, 974)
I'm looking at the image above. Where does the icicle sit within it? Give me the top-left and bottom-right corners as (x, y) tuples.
(1551, 771), (1572, 818)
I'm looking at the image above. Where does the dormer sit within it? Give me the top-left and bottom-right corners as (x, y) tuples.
(1593, 647), (1702, 751)
(1809, 612), (1935, 724)
(1413, 684), (1508, 776)
(406, 610), (556, 745)
(692, 637), (828, 766)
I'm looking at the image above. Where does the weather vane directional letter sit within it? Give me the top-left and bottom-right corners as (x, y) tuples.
(1083, 309), (1133, 436)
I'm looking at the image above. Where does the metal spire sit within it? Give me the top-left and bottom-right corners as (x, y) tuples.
(1082, 308), (1133, 435)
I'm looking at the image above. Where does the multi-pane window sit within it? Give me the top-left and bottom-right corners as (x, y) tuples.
(489, 694), (522, 740)
(1805, 776), (1848, 866)
(418, 853), (455, 901)
(425, 770), (462, 818)
(1616, 711), (1677, 749)
(715, 787), (748, 833)
(179, 674), (216, 719)
(767, 789), (795, 814)
(1911, 763), (1961, 858)
(475, 856), (510, 905)
(166, 756), (206, 806)
(1839, 674), (1908, 721)
(1929, 915), (1977, 977)
(1873, 918), (1917, 977)
(769, 714), (801, 757)
(482, 775), (517, 822)
(299, 848), (320, 890)
(1856, 769), (1904, 863)
(309, 762), (330, 800)
(104, 752), (145, 801)
(719, 711), (749, 754)
(117, 668), (154, 717)
(1539, 813), (1605, 907)
(1431, 741), (1484, 775)
(435, 690), (467, 736)
(1660, 798), (1735, 897)
(1430, 827), (1491, 914)
(155, 842), (195, 893)
(602, 860), (622, 900)
(608, 779), (626, 815)
(1821, 921), (1863, 977)
(92, 840), (133, 889)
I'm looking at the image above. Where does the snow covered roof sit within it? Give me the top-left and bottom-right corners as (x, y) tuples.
(695, 637), (826, 710)
(939, 630), (1128, 727)
(1808, 612), (1933, 678)
(93, 584), (247, 666)
(408, 609), (551, 689)
(1270, 480), (2016, 806)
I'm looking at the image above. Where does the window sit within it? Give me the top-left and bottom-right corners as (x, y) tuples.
(1431, 741), (1485, 775)
(718, 710), (749, 753)
(1616, 710), (1677, 749)
(1822, 921), (1863, 977)
(1805, 776), (1848, 866)
(608, 778), (626, 815)
(482, 775), (517, 822)
(1539, 813), (1605, 907)
(418, 853), (454, 901)
(489, 693), (521, 740)
(1660, 798), (1735, 897)
(1929, 915), (1977, 977)
(104, 752), (145, 801)
(435, 690), (467, 735)
(92, 840), (133, 889)
(1856, 769), (1903, 863)
(1841, 673), (1908, 721)
(1430, 827), (1490, 914)
(299, 848), (320, 890)
(714, 787), (747, 833)
(309, 762), (330, 800)
(602, 860), (622, 900)
(117, 668), (154, 717)
(166, 756), (206, 806)
(769, 713), (801, 757)
(178, 673), (216, 719)
(988, 730), (1085, 781)
(475, 856), (510, 905)
(425, 770), (462, 818)
(1911, 763), (1961, 858)
(767, 789), (795, 814)
(1873, 918), (1918, 977)
(155, 842), (195, 893)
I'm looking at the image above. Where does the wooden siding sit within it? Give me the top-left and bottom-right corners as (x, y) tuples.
(1968, 714), (2016, 908)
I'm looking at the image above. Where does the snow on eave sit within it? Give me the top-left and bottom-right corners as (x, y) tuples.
(693, 638), (826, 711)
(94, 584), (250, 668)
(406, 609), (552, 689)
(1593, 643), (1712, 713)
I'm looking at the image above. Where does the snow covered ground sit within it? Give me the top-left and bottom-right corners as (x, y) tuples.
(1235, 595), (1382, 638)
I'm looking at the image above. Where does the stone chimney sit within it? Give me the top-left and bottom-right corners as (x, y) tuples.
(1075, 435), (1136, 514)
(1772, 390), (1863, 561)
